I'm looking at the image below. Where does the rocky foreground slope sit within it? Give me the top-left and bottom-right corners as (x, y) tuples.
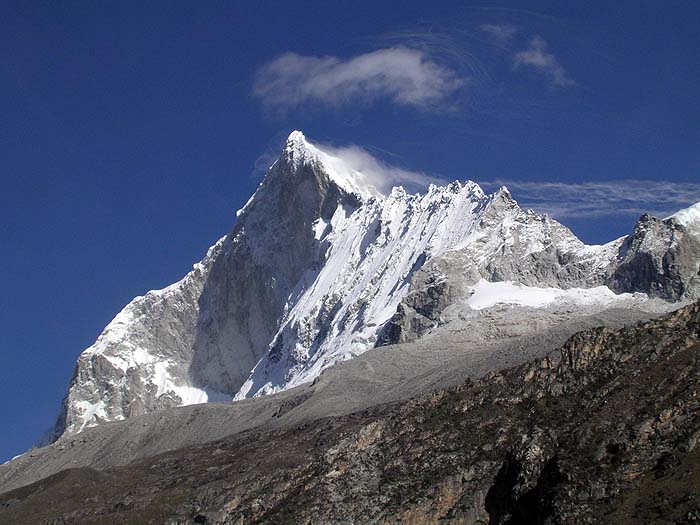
(53, 130), (700, 439)
(0, 302), (658, 495)
(2, 301), (699, 524)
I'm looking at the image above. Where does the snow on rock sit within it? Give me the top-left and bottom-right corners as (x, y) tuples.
(55, 237), (229, 438)
(282, 130), (380, 200)
(670, 201), (700, 236)
(235, 178), (490, 398)
(53, 131), (698, 439)
(465, 279), (640, 310)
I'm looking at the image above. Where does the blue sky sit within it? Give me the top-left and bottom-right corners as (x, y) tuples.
(1, 1), (699, 462)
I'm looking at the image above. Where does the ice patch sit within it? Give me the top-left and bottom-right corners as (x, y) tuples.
(466, 279), (637, 310)
(313, 217), (329, 240)
(74, 399), (110, 432)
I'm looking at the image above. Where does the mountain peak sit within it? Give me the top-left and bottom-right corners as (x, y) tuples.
(495, 185), (512, 199)
(278, 131), (381, 201)
(281, 129), (317, 170)
(286, 129), (306, 142)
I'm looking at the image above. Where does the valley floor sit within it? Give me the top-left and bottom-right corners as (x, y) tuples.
(1, 301), (699, 523)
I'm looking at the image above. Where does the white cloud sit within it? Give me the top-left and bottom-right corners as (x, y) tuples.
(480, 24), (518, 43)
(251, 150), (279, 179)
(314, 142), (444, 195)
(481, 179), (700, 219)
(253, 47), (465, 111)
(513, 36), (574, 87)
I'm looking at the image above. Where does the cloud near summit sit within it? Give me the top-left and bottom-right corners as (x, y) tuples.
(253, 47), (465, 111)
(314, 142), (445, 195)
(482, 179), (700, 219)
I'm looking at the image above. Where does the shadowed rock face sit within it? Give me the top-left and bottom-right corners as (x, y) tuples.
(188, 149), (361, 395)
(610, 213), (700, 301)
(2, 302), (699, 524)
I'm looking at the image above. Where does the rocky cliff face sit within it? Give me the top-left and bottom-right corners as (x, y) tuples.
(53, 130), (700, 439)
(52, 241), (223, 438)
(610, 211), (700, 300)
(188, 132), (365, 397)
(4, 301), (699, 524)
(375, 200), (700, 347)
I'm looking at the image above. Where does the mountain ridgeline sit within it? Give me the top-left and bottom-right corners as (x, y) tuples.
(52, 131), (700, 440)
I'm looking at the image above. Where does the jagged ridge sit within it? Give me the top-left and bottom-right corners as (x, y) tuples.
(53, 131), (700, 438)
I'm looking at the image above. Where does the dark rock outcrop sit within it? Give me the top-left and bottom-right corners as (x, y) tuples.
(610, 213), (700, 301)
(2, 302), (699, 524)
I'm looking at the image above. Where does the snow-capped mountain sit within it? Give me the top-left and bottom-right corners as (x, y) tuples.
(52, 131), (700, 438)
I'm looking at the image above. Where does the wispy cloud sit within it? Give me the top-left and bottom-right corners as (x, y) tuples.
(482, 179), (700, 219)
(513, 36), (574, 87)
(314, 141), (444, 195)
(251, 150), (279, 179)
(253, 47), (466, 111)
(480, 24), (518, 43)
